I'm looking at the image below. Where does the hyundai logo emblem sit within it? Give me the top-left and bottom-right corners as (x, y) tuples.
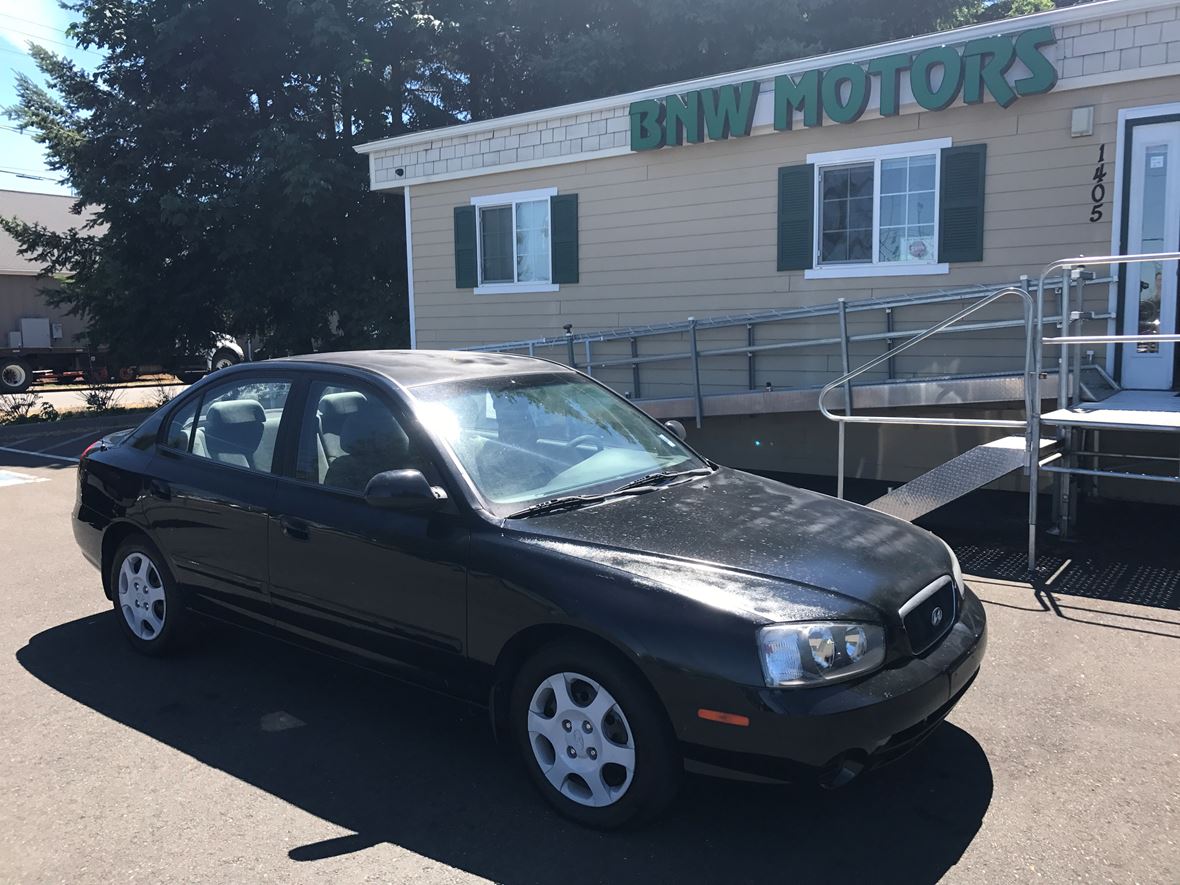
(930, 606), (944, 627)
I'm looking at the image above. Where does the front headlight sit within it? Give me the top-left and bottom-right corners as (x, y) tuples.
(757, 622), (886, 687)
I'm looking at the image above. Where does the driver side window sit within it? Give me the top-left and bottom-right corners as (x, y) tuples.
(295, 380), (424, 494)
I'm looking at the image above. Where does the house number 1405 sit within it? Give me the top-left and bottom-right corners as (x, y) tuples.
(1090, 144), (1106, 223)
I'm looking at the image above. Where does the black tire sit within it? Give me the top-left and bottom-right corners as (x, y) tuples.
(510, 639), (681, 829)
(0, 357), (33, 394)
(109, 535), (186, 656)
(210, 348), (240, 372)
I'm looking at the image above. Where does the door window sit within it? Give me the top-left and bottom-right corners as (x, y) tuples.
(296, 380), (424, 494)
(188, 379), (291, 473)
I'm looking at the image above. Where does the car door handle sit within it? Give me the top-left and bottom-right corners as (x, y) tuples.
(277, 516), (310, 541)
(148, 479), (171, 501)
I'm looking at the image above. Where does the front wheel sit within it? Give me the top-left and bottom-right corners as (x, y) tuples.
(210, 347), (240, 372)
(110, 536), (186, 656)
(510, 641), (681, 829)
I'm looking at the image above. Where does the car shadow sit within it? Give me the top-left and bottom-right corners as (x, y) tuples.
(17, 613), (992, 884)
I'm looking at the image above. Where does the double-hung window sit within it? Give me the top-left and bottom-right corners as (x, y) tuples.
(471, 188), (557, 293)
(807, 138), (950, 279)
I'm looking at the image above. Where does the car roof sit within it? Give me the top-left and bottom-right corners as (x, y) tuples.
(270, 349), (574, 389)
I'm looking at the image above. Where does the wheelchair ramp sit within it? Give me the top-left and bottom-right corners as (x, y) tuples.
(868, 436), (1052, 522)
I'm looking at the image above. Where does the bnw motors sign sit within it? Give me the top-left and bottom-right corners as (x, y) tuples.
(629, 26), (1057, 151)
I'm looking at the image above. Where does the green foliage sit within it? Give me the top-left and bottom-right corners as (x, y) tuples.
(4, 0), (437, 361)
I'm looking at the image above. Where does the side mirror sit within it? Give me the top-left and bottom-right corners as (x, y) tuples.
(664, 420), (687, 442)
(363, 469), (445, 510)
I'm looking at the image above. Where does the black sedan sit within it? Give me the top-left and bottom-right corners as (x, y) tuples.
(73, 350), (986, 828)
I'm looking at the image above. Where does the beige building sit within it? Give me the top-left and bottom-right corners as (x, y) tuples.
(356, 0), (1180, 518)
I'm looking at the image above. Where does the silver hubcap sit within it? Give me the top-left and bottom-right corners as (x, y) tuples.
(213, 357), (235, 371)
(2, 364), (27, 388)
(117, 552), (166, 641)
(527, 671), (636, 808)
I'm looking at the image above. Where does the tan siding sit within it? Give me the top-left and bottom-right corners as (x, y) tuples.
(408, 77), (1174, 393)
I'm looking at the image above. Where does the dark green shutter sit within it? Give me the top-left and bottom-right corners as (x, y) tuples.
(777, 164), (814, 271)
(453, 205), (477, 288)
(938, 144), (987, 263)
(550, 193), (579, 284)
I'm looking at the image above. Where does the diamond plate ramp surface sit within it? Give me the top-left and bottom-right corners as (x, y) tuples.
(867, 436), (1050, 523)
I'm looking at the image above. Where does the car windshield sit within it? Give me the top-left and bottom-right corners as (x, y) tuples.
(410, 372), (707, 513)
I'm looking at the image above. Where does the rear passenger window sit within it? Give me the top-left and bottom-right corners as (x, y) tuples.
(189, 380), (291, 473)
(296, 380), (424, 493)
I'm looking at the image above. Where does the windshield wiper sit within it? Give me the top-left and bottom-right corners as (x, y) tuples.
(505, 494), (608, 519)
(611, 466), (714, 493)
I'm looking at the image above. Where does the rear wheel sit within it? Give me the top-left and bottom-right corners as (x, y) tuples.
(210, 348), (240, 372)
(110, 536), (185, 656)
(510, 640), (680, 829)
(0, 357), (32, 394)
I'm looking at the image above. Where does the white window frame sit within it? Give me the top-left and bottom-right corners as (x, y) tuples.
(470, 187), (559, 294)
(805, 138), (951, 280)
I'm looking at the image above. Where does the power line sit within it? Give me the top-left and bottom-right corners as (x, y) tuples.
(0, 23), (104, 57)
(0, 11), (74, 38)
(0, 167), (57, 182)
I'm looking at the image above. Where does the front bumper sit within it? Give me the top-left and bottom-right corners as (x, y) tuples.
(676, 587), (987, 784)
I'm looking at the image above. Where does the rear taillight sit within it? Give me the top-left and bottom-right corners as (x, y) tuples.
(81, 439), (104, 459)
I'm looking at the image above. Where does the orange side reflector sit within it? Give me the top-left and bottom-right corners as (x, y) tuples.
(697, 708), (750, 727)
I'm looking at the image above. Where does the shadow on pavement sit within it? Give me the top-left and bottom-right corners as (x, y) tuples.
(18, 612), (992, 885)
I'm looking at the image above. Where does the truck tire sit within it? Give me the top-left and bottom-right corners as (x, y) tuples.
(210, 348), (241, 372)
(0, 358), (32, 394)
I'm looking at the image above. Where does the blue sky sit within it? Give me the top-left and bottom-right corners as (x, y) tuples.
(0, 0), (101, 195)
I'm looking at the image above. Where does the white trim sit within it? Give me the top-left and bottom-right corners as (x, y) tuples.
(355, 0), (1163, 157)
(805, 263), (949, 280)
(809, 138), (946, 277)
(474, 282), (560, 295)
(1107, 102), (1180, 375)
(404, 185), (417, 349)
(806, 137), (952, 167)
(470, 187), (557, 207)
(470, 188), (557, 291)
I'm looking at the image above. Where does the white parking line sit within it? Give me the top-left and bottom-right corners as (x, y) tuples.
(0, 445), (79, 464)
(43, 431), (106, 452)
(0, 469), (49, 487)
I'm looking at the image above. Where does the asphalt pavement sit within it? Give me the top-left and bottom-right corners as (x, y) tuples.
(0, 434), (1177, 884)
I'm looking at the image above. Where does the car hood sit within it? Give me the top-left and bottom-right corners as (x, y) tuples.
(510, 468), (951, 619)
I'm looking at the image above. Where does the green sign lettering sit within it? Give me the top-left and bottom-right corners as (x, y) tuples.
(665, 91), (704, 145)
(774, 69), (822, 130)
(629, 28), (1056, 151)
(867, 53), (911, 117)
(910, 46), (965, 112)
(821, 63), (871, 124)
(701, 81), (760, 140)
(1014, 25), (1057, 97)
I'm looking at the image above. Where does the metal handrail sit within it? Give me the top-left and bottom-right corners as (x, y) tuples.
(1029, 251), (1180, 569)
(817, 287), (1035, 429)
(816, 286), (1035, 503)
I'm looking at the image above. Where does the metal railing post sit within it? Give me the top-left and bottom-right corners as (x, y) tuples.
(630, 337), (640, 399)
(563, 324), (575, 368)
(688, 317), (703, 429)
(584, 340), (593, 377)
(884, 308), (895, 380)
(1028, 274), (1045, 572)
(837, 298), (852, 500)
(747, 324), (756, 390)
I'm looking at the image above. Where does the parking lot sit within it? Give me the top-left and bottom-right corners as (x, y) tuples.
(0, 431), (1177, 885)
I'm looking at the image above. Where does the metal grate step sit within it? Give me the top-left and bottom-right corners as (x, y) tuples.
(867, 436), (1057, 523)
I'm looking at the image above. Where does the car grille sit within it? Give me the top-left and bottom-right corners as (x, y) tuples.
(900, 575), (956, 655)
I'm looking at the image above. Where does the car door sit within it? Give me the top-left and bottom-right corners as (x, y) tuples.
(267, 374), (471, 694)
(143, 373), (296, 626)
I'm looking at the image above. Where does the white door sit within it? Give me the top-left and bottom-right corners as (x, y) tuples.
(1121, 121), (1180, 389)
